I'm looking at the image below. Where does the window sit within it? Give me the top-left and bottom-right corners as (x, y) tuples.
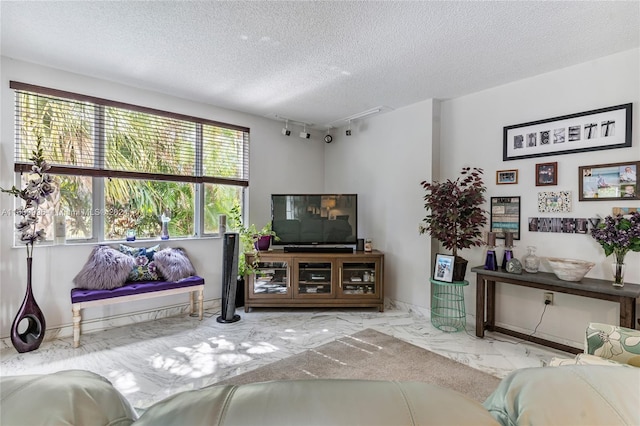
(11, 81), (249, 242)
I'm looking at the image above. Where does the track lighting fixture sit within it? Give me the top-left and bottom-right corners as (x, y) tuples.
(324, 127), (333, 144)
(281, 120), (291, 136)
(346, 120), (352, 136)
(299, 124), (310, 139)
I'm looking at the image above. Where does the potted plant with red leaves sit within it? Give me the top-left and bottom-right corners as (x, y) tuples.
(419, 167), (487, 281)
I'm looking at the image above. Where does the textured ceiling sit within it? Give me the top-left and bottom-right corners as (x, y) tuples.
(1, 1), (639, 128)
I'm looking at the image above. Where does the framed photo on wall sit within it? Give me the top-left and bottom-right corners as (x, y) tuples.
(579, 161), (639, 201)
(490, 196), (521, 240)
(433, 254), (455, 283)
(535, 162), (558, 186)
(496, 169), (518, 185)
(503, 103), (632, 161)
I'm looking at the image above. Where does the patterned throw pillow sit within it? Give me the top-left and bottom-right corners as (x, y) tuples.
(119, 244), (163, 281)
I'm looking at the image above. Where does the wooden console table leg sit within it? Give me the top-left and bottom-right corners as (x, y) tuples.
(72, 306), (81, 348)
(476, 275), (485, 337)
(487, 280), (496, 331)
(619, 297), (635, 329)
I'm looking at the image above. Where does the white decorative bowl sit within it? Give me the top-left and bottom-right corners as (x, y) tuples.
(546, 257), (595, 282)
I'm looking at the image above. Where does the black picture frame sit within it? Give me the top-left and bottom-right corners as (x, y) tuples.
(490, 196), (521, 240)
(503, 103), (632, 161)
(433, 253), (455, 283)
(578, 161), (639, 201)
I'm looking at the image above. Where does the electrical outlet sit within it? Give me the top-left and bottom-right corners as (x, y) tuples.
(544, 292), (554, 305)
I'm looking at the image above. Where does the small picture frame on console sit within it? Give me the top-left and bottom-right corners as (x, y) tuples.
(433, 254), (455, 283)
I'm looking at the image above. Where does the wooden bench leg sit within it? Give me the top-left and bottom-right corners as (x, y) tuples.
(189, 291), (195, 315)
(198, 288), (204, 320)
(72, 306), (81, 348)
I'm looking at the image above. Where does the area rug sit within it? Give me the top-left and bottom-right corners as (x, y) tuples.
(215, 328), (500, 402)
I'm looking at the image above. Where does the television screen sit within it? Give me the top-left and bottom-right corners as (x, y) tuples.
(271, 194), (357, 245)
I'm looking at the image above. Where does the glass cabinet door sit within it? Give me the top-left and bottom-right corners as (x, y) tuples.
(295, 261), (334, 297)
(251, 261), (290, 298)
(339, 261), (379, 297)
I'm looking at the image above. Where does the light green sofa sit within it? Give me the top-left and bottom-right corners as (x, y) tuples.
(2, 364), (639, 425)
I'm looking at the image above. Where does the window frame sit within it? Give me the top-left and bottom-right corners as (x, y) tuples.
(11, 81), (249, 243)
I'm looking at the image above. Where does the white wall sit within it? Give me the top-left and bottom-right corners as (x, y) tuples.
(0, 57), (325, 338)
(440, 48), (640, 346)
(324, 99), (437, 307)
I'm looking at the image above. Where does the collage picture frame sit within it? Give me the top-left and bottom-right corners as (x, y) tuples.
(579, 161), (639, 201)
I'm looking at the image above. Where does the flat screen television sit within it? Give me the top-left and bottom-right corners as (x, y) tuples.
(271, 194), (357, 246)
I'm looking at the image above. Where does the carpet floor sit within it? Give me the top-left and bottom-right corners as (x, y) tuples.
(215, 328), (501, 402)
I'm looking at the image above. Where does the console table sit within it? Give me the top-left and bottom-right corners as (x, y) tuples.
(472, 266), (640, 354)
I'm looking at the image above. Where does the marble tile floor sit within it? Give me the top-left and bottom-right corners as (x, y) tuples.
(0, 302), (569, 409)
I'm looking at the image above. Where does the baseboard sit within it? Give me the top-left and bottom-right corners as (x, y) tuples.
(1, 298), (222, 348)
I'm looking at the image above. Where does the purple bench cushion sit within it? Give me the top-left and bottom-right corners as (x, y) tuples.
(71, 275), (204, 304)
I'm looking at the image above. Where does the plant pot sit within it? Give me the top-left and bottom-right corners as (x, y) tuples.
(254, 235), (271, 251)
(452, 256), (468, 282)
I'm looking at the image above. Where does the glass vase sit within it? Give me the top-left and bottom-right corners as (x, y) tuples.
(612, 263), (625, 287)
(523, 246), (540, 273)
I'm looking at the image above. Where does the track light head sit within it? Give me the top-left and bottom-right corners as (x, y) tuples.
(282, 119), (291, 136)
(299, 131), (311, 139)
(345, 129), (352, 136)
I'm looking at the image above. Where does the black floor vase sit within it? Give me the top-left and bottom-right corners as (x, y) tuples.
(11, 258), (46, 353)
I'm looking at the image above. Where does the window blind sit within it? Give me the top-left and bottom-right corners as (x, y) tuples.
(11, 81), (250, 186)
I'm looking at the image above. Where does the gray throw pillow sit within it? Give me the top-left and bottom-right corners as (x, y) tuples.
(153, 247), (196, 282)
(73, 245), (136, 290)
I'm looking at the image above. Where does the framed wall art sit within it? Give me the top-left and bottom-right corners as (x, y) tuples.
(496, 169), (518, 184)
(503, 103), (632, 161)
(433, 253), (455, 283)
(535, 162), (557, 186)
(490, 196), (521, 240)
(579, 161), (639, 201)
(538, 191), (571, 213)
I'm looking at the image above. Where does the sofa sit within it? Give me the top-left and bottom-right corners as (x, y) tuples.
(1, 364), (638, 425)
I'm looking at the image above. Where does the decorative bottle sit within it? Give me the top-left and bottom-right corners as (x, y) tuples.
(484, 232), (498, 271)
(523, 246), (540, 273)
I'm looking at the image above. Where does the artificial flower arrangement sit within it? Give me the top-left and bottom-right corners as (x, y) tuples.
(591, 211), (640, 286)
(1, 136), (55, 256)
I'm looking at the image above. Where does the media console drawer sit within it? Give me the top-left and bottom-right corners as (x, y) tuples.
(245, 250), (384, 312)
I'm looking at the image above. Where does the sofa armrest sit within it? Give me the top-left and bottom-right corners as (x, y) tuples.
(586, 323), (640, 367)
(0, 370), (137, 425)
(483, 365), (640, 426)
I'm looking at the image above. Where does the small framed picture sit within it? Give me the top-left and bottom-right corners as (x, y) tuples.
(496, 169), (518, 185)
(536, 162), (557, 186)
(433, 253), (455, 283)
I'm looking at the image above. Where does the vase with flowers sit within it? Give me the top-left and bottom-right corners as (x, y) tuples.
(1, 136), (55, 352)
(591, 211), (640, 287)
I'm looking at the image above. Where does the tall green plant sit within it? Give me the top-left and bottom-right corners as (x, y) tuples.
(419, 167), (487, 258)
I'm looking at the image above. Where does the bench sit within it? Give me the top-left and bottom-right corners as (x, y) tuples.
(70, 275), (205, 348)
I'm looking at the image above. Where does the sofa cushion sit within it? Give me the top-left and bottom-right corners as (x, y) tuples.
(73, 245), (136, 290)
(119, 244), (163, 281)
(483, 365), (640, 426)
(136, 379), (499, 426)
(153, 247), (196, 281)
(0, 370), (137, 426)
